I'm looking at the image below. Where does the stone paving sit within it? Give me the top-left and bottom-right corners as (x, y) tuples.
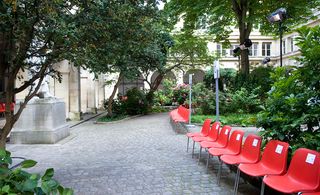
(7, 113), (261, 195)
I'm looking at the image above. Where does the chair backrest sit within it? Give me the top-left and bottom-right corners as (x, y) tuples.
(0, 103), (4, 112)
(207, 121), (221, 141)
(216, 125), (232, 147)
(286, 148), (320, 190)
(225, 130), (244, 154)
(241, 134), (262, 163)
(260, 140), (289, 174)
(178, 106), (189, 121)
(200, 119), (212, 136)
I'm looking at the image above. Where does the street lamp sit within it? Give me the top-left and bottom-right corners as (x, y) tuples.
(267, 8), (287, 67)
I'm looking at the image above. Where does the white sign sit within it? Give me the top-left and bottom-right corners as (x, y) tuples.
(236, 134), (241, 141)
(275, 145), (284, 154)
(189, 74), (193, 85)
(214, 60), (220, 79)
(252, 139), (259, 147)
(306, 153), (316, 164)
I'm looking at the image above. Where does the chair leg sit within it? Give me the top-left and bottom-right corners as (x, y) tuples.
(192, 141), (195, 158)
(198, 146), (202, 164)
(206, 152), (211, 171)
(187, 137), (190, 152)
(260, 180), (265, 195)
(233, 167), (240, 195)
(217, 158), (222, 185)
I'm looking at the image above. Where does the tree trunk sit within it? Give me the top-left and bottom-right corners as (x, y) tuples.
(240, 49), (249, 75)
(146, 74), (164, 104)
(107, 72), (123, 116)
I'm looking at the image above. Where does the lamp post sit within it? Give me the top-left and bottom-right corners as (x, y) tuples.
(213, 60), (220, 122)
(267, 8), (287, 67)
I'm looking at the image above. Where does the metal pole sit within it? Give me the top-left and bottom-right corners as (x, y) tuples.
(214, 60), (220, 122)
(189, 74), (192, 125)
(215, 75), (219, 122)
(279, 22), (283, 67)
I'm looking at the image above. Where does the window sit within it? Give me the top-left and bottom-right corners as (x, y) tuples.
(290, 38), (294, 52)
(262, 42), (271, 56)
(216, 44), (226, 56)
(282, 40), (286, 54)
(249, 43), (258, 56)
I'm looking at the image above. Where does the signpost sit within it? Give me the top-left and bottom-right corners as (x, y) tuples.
(188, 74), (193, 125)
(214, 60), (220, 122)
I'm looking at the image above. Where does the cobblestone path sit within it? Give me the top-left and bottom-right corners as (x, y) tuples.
(8, 113), (259, 195)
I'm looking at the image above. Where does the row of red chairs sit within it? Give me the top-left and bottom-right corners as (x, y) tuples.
(186, 119), (320, 195)
(169, 105), (189, 123)
(0, 102), (15, 116)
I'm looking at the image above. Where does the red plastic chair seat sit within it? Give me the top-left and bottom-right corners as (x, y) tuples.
(200, 140), (225, 149)
(239, 163), (283, 177)
(193, 136), (216, 142)
(186, 132), (206, 138)
(221, 154), (256, 165)
(264, 176), (318, 194)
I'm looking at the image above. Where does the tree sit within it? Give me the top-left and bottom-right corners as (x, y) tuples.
(0, 0), (80, 149)
(165, 0), (320, 76)
(72, 0), (167, 116)
(142, 32), (215, 103)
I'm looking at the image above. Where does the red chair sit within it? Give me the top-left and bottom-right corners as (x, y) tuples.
(0, 103), (5, 117)
(237, 140), (289, 195)
(208, 130), (244, 185)
(192, 121), (221, 158)
(200, 125), (232, 169)
(186, 119), (211, 152)
(263, 148), (320, 194)
(220, 134), (262, 194)
(10, 102), (15, 112)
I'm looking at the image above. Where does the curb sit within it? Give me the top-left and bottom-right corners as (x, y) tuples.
(94, 115), (143, 124)
(69, 111), (107, 128)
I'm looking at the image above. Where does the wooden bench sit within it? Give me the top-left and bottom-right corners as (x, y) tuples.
(169, 105), (190, 133)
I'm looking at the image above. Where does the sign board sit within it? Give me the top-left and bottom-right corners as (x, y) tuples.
(189, 74), (193, 85)
(214, 60), (220, 79)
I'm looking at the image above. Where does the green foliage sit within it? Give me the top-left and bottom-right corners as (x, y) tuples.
(234, 66), (274, 99)
(204, 68), (237, 91)
(103, 98), (126, 116)
(258, 25), (320, 151)
(150, 106), (170, 113)
(153, 79), (175, 106)
(123, 88), (149, 115)
(97, 114), (128, 123)
(0, 149), (73, 195)
(173, 83), (189, 105)
(228, 87), (262, 114)
(191, 114), (257, 126)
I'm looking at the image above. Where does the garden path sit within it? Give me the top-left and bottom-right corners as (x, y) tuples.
(7, 113), (260, 195)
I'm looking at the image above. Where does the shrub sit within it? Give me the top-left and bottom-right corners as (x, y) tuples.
(103, 98), (125, 115)
(0, 149), (73, 195)
(257, 25), (320, 151)
(123, 88), (149, 115)
(228, 87), (262, 114)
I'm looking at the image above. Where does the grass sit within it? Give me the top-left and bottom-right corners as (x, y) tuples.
(97, 114), (129, 122)
(191, 113), (257, 126)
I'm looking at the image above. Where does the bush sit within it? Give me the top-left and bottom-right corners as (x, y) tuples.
(257, 25), (320, 151)
(0, 149), (73, 195)
(228, 87), (262, 114)
(103, 98), (125, 115)
(123, 88), (149, 115)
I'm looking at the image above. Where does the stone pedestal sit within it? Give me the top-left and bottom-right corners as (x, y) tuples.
(11, 98), (70, 144)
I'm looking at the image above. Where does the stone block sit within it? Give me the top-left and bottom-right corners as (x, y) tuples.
(11, 98), (70, 144)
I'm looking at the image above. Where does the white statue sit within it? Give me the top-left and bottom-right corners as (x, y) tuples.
(37, 76), (54, 98)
